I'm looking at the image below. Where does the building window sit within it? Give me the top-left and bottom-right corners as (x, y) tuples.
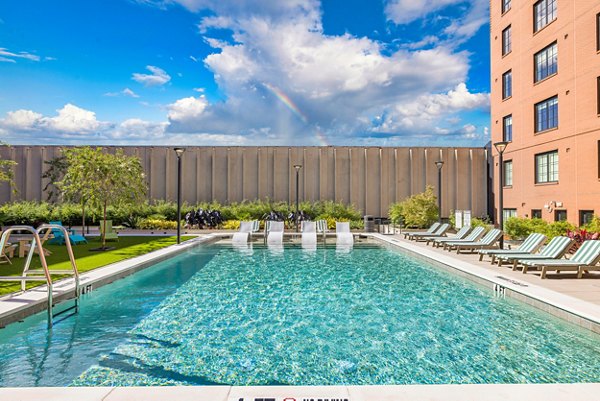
(534, 0), (557, 32)
(532, 209), (543, 219)
(504, 209), (517, 225)
(535, 150), (559, 183)
(502, 70), (512, 98)
(534, 42), (557, 83)
(598, 140), (600, 179)
(503, 160), (513, 186)
(502, 0), (511, 14)
(597, 77), (600, 115)
(555, 210), (567, 222)
(503, 115), (513, 142)
(502, 26), (512, 56)
(535, 96), (558, 132)
(597, 13), (600, 51)
(580, 210), (595, 226)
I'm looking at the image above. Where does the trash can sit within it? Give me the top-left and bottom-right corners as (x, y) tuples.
(364, 215), (375, 232)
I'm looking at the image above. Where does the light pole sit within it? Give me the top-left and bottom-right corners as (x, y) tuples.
(293, 164), (302, 232)
(494, 141), (509, 249)
(174, 147), (185, 244)
(434, 160), (444, 223)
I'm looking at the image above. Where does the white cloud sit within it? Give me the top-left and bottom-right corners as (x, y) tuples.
(0, 47), (41, 62)
(132, 65), (171, 86)
(2, 110), (44, 130)
(0, 104), (102, 135)
(167, 96), (208, 121)
(105, 88), (140, 98)
(385, 0), (461, 25)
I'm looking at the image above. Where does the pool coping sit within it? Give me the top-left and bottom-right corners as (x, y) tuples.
(369, 233), (600, 334)
(0, 233), (223, 328)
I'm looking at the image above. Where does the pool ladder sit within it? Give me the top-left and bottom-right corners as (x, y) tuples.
(0, 224), (80, 328)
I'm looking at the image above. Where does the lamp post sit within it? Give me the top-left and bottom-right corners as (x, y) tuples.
(293, 164), (302, 232)
(174, 147), (185, 244)
(434, 160), (444, 223)
(494, 141), (509, 249)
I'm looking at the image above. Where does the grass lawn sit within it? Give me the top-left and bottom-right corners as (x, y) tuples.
(0, 235), (195, 297)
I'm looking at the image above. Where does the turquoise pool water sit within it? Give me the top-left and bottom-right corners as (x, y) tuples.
(0, 243), (599, 386)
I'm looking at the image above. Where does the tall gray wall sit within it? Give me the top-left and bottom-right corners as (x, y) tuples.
(0, 146), (490, 218)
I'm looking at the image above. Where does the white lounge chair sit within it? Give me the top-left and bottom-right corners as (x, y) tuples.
(519, 240), (600, 278)
(496, 236), (574, 271)
(336, 222), (353, 246)
(232, 221), (255, 244)
(424, 225), (471, 246)
(301, 221), (317, 247)
(434, 226), (485, 248)
(412, 223), (450, 241)
(403, 222), (440, 239)
(446, 228), (503, 253)
(267, 221), (285, 245)
(478, 232), (546, 263)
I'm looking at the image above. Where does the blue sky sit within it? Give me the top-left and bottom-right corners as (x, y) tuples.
(0, 0), (490, 146)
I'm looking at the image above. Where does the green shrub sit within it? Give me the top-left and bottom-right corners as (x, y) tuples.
(0, 201), (52, 225)
(504, 217), (548, 240)
(138, 218), (178, 230)
(583, 215), (600, 233)
(388, 186), (438, 228)
(545, 221), (576, 239)
(470, 217), (494, 230)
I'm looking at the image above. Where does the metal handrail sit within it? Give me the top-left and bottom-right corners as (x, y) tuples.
(0, 224), (80, 328)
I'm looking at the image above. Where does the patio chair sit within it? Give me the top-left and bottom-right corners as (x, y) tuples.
(47, 221), (87, 245)
(446, 228), (503, 253)
(403, 222), (440, 239)
(496, 236), (574, 271)
(266, 221), (284, 245)
(232, 221), (254, 244)
(435, 226), (485, 249)
(100, 220), (118, 242)
(478, 232), (546, 263)
(518, 240), (600, 278)
(412, 223), (450, 242)
(336, 222), (353, 246)
(301, 221), (317, 246)
(425, 225), (471, 246)
(0, 231), (17, 264)
(20, 227), (53, 256)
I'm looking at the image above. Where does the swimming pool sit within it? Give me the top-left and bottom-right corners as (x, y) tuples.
(0, 242), (599, 387)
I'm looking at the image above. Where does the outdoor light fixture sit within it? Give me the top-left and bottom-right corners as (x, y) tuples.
(493, 141), (509, 249)
(293, 164), (302, 232)
(174, 147), (186, 244)
(435, 160), (444, 223)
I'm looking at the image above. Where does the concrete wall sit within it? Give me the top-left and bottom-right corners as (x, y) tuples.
(0, 146), (490, 218)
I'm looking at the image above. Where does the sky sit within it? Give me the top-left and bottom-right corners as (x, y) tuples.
(0, 0), (491, 147)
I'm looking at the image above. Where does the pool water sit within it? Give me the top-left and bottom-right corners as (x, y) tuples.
(0, 243), (599, 386)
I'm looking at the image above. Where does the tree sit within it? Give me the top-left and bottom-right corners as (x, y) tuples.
(42, 154), (68, 203)
(0, 142), (17, 191)
(58, 147), (147, 249)
(388, 186), (438, 228)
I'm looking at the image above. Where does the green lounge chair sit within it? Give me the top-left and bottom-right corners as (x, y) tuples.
(446, 228), (503, 253)
(412, 223), (450, 241)
(496, 236), (574, 271)
(100, 220), (119, 242)
(403, 222), (440, 239)
(519, 240), (600, 278)
(478, 232), (546, 263)
(436, 226), (485, 249)
(425, 225), (471, 246)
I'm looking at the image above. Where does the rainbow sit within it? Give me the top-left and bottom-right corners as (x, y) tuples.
(263, 83), (329, 146)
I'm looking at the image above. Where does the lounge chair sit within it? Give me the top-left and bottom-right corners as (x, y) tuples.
(478, 232), (546, 263)
(336, 222), (354, 245)
(519, 240), (600, 278)
(446, 228), (503, 253)
(425, 225), (471, 246)
(0, 231), (17, 264)
(266, 221), (284, 245)
(47, 221), (87, 245)
(301, 221), (317, 246)
(20, 227), (53, 256)
(412, 223), (450, 242)
(232, 221), (255, 244)
(99, 220), (118, 242)
(403, 222), (440, 239)
(435, 226), (485, 248)
(496, 236), (574, 271)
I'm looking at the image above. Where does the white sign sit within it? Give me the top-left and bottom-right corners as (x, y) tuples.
(455, 210), (463, 228)
(463, 210), (472, 227)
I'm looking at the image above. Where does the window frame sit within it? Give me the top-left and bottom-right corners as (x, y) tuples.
(534, 0), (557, 33)
(579, 210), (595, 226)
(502, 70), (512, 99)
(535, 96), (559, 133)
(535, 150), (559, 184)
(554, 209), (567, 222)
(597, 13), (600, 52)
(503, 160), (513, 187)
(534, 42), (558, 83)
(502, 26), (512, 56)
(597, 77), (600, 115)
(502, 0), (511, 14)
(503, 115), (513, 142)
(531, 209), (543, 219)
